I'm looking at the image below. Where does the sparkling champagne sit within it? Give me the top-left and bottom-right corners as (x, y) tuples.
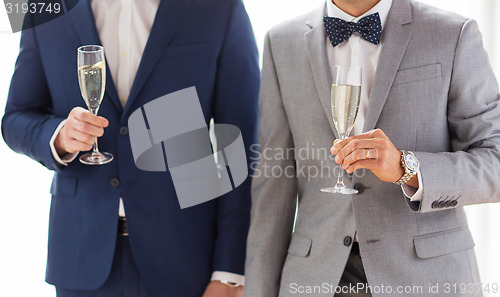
(78, 61), (105, 113)
(77, 45), (113, 165)
(322, 66), (362, 195)
(331, 84), (361, 137)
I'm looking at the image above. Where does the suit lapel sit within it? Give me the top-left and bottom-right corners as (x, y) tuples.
(304, 5), (338, 138)
(123, 0), (195, 116)
(67, 0), (122, 113)
(362, 0), (413, 132)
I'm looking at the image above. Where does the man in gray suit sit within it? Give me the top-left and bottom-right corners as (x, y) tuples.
(245, 0), (500, 296)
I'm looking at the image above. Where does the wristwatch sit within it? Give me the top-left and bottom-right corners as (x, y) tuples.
(393, 150), (419, 185)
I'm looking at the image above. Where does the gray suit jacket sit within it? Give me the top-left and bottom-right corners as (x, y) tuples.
(245, 1), (500, 297)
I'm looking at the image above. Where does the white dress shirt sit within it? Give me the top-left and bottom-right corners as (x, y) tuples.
(325, 0), (423, 202)
(49, 0), (244, 285)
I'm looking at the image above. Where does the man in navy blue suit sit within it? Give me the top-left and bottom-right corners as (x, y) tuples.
(1, 0), (259, 296)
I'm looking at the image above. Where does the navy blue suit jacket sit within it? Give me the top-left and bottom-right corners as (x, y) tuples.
(1, 0), (259, 295)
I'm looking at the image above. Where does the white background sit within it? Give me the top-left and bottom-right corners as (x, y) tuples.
(0, 1), (499, 296)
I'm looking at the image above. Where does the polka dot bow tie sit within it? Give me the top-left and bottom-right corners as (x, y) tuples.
(323, 12), (382, 47)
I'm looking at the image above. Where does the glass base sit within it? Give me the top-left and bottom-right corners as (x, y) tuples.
(321, 185), (358, 195)
(79, 152), (114, 165)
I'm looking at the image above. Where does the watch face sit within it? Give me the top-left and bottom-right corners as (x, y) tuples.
(405, 153), (419, 170)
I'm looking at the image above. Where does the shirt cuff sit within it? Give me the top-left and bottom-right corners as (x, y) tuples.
(49, 119), (78, 166)
(401, 168), (423, 202)
(211, 271), (245, 286)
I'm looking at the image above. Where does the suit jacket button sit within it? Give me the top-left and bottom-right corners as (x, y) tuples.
(353, 183), (365, 194)
(343, 236), (352, 246)
(438, 201), (446, 208)
(431, 201), (439, 209)
(119, 126), (129, 136)
(451, 200), (458, 207)
(110, 178), (120, 188)
(445, 201), (452, 208)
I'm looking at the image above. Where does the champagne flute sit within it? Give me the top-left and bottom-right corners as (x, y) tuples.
(77, 45), (113, 165)
(321, 65), (362, 194)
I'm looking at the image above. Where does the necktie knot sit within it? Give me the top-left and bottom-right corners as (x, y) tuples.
(323, 12), (382, 47)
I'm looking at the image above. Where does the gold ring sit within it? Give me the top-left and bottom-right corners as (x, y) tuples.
(366, 149), (370, 159)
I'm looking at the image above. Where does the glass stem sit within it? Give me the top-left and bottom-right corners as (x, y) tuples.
(336, 165), (345, 187)
(92, 137), (100, 156)
(336, 133), (348, 188)
(90, 107), (100, 156)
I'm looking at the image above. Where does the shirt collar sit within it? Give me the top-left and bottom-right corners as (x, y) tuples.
(326, 0), (393, 30)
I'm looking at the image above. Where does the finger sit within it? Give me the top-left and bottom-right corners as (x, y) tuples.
(66, 138), (93, 153)
(332, 129), (386, 154)
(351, 128), (385, 139)
(335, 138), (381, 164)
(331, 139), (342, 154)
(342, 148), (378, 169)
(345, 159), (377, 174)
(331, 138), (352, 155)
(70, 119), (105, 137)
(68, 128), (96, 145)
(72, 107), (108, 127)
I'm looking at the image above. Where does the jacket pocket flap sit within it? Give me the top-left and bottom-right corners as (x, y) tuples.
(287, 233), (312, 257)
(394, 63), (442, 85)
(50, 175), (78, 197)
(413, 227), (475, 259)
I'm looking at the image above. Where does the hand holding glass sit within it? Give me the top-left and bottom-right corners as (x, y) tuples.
(321, 66), (361, 194)
(77, 45), (113, 165)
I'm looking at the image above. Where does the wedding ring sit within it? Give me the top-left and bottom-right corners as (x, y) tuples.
(366, 149), (370, 159)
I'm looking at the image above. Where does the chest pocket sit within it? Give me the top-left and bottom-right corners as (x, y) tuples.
(393, 63), (442, 85)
